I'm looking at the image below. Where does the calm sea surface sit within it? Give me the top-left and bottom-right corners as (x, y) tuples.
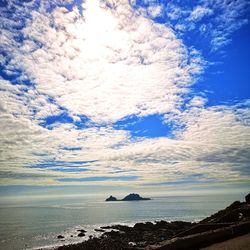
(0, 193), (246, 250)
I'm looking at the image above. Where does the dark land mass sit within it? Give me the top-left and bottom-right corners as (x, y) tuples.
(122, 193), (151, 201)
(56, 193), (250, 250)
(106, 195), (118, 201)
(105, 193), (151, 202)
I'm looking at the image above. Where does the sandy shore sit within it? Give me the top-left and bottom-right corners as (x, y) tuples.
(201, 232), (250, 250)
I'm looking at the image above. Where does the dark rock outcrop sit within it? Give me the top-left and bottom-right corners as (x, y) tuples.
(122, 193), (151, 201)
(94, 229), (105, 232)
(77, 229), (86, 233)
(77, 232), (85, 237)
(145, 220), (250, 250)
(105, 195), (117, 201)
(245, 192), (250, 204)
(57, 235), (64, 239)
(200, 200), (249, 224)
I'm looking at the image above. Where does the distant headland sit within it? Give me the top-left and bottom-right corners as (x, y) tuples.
(105, 193), (151, 201)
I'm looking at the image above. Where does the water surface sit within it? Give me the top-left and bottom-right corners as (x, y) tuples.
(0, 193), (245, 250)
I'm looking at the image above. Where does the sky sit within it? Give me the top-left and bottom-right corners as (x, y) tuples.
(0, 0), (250, 198)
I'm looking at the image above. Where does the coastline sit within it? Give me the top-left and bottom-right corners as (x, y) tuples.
(47, 193), (250, 250)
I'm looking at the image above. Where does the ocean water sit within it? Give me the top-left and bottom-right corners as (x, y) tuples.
(0, 193), (246, 250)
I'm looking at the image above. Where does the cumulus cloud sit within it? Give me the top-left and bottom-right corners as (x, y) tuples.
(1, 77), (250, 186)
(188, 6), (213, 21)
(188, 96), (207, 107)
(1, 0), (202, 124)
(144, 0), (249, 52)
(0, 0), (249, 189)
(105, 104), (250, 184)
(202, 0), (249, 51)
(212, 1), (248, 49)
(147, 5), (163, 18)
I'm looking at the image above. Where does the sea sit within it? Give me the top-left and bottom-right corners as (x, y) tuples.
(0, 192), (246, 250)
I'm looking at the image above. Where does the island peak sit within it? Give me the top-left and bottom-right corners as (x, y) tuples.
(122, 193), (151, 201)
(105, 195), (117, 201)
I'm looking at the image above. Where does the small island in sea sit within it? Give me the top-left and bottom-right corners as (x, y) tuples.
(105, 195), (118, 201)
(105, 193), (151, 202)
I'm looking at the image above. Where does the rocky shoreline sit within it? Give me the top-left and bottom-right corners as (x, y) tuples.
(55, 193), (250, 250)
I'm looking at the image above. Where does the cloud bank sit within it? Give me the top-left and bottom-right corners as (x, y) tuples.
(0, 0), (249, 191)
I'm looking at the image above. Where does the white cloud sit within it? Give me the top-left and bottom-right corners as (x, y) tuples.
(147, 5), (163, 18)
(161, 0), (249, 51)
(165, 3), (187, 21)
(188, 6), (213, 21)
(1, 0), (202, 124)
(179, 105), (250, 147)
(188, 96), (207, 107)
(200, 0), (249, 51)
(1, 77), (249, 186)
(106, 104), (250, 184)
(0, 0), (249, 189)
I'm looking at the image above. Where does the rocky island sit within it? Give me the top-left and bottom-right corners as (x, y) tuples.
(105, 195), (117, 201)
(105, 193), (151, 202)
(122, 193), (151, 201)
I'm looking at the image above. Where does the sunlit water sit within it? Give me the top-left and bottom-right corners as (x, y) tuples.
(0, 193), (246, 250)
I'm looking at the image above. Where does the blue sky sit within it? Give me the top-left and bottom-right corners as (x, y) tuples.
(0, 0), (249, 197)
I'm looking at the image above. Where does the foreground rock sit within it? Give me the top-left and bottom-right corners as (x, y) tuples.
(245, 193), (250, 204)
(201, 232), (250, 250)
(77, 232), (85, 237)
(57, 237), (128, 250)
(77, 229), (86, 233)
(57, 221), (194, 249)
(145, 221), (250, 250)
(200, 200), (250, 224)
